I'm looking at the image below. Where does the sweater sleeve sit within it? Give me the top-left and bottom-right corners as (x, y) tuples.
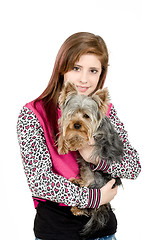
(17, 107), (100, 209)
(90, 105), (141, 180)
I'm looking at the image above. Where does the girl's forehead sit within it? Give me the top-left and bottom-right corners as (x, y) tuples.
(75, 54), (102, 68)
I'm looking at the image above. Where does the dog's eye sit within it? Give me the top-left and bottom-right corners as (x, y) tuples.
(83, 114), (90, 119)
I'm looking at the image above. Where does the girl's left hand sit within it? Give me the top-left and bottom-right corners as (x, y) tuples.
(78, 137), (99, 165)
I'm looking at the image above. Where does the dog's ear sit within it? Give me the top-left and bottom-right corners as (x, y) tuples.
(59, 81), (78, 107)
(92, 88), (109, 115)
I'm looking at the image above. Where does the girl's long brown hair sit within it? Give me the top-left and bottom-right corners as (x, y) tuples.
(35, 32), (109, 139)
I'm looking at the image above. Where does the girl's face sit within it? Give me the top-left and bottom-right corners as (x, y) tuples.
(64, 54), (102, 96)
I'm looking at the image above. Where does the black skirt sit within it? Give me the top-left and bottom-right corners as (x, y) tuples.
(34, 201), (117, 240)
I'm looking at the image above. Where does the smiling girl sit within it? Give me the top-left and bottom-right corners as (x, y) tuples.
(64, 54), (101, 95)
(17, 32), (141, 240)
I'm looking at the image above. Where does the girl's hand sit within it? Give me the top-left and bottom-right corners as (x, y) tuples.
(100, 179), (118, 206)
(78, 138), (99, 165)
(79, 140), (118, 205)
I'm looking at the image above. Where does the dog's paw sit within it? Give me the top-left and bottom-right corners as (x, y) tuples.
(70, 178), (85, 187)
(71, 206), (89, 217)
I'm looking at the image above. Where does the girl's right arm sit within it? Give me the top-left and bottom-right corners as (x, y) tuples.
(17, 107), (103, 209)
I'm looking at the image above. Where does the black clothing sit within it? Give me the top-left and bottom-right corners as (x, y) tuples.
(34, 201), (117, 240)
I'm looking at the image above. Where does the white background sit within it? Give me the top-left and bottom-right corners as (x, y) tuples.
(1, 0), (160, 239)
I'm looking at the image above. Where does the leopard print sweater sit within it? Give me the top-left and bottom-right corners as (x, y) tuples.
(17, 104), (141, 208)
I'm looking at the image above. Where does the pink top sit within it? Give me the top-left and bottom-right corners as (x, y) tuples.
(25, 100), (112, 180)
(25, 100), (80, 180)
(17, 100), (140, 209)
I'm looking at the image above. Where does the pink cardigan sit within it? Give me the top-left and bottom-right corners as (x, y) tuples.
(17, 100), (140, 209)
(25, 100), (112, 180)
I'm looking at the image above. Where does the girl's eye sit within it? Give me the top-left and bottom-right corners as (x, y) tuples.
(90, 69), (98, 74)
(73, 66), (80, 72)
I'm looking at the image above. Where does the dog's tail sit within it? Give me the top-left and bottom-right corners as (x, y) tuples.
(80, 204), (111, 239)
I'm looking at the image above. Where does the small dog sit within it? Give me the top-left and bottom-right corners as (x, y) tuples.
(57, 81), (109, 155)
(57, 82), (123, 239)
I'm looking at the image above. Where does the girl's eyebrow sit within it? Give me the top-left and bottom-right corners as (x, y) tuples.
(74, 64), (82, 68)
(89, 67), (101, 70)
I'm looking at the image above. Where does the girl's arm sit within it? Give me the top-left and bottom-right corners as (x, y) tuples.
(17, 107), (101, 209)
(90, 105), (141, 179)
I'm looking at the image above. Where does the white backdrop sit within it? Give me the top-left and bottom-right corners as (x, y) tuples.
(1, 0), (160, 239)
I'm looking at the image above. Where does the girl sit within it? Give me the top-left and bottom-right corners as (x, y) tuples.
(17, 32), (141, 240)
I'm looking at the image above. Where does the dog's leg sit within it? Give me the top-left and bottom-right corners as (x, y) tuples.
(70, 178), (90, 217)
(70, 178), (84, 187)
(71, 206), (89, 217)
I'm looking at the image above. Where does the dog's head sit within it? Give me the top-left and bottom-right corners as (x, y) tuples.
(58, 81), (109, 151)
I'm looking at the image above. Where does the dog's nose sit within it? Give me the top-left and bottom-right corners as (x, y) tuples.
(74, 123), (81, 130)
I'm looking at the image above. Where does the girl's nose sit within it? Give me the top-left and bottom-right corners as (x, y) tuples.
(79, 71), (88, 84)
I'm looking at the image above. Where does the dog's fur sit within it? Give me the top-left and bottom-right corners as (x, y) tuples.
(57, 82), (124, 239)
(58, 82), (108, 154)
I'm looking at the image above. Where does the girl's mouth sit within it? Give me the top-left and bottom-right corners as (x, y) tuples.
(76, 85), (90, 93)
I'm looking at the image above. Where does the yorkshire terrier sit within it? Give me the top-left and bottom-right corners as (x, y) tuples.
(57, 82), (124, 239)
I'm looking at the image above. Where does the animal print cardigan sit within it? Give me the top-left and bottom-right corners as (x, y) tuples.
(17, 100), (141, 209)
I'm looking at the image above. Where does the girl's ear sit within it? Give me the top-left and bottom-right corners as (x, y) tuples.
(92, 88), (110, 115)
(59, 81), (78, 107)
